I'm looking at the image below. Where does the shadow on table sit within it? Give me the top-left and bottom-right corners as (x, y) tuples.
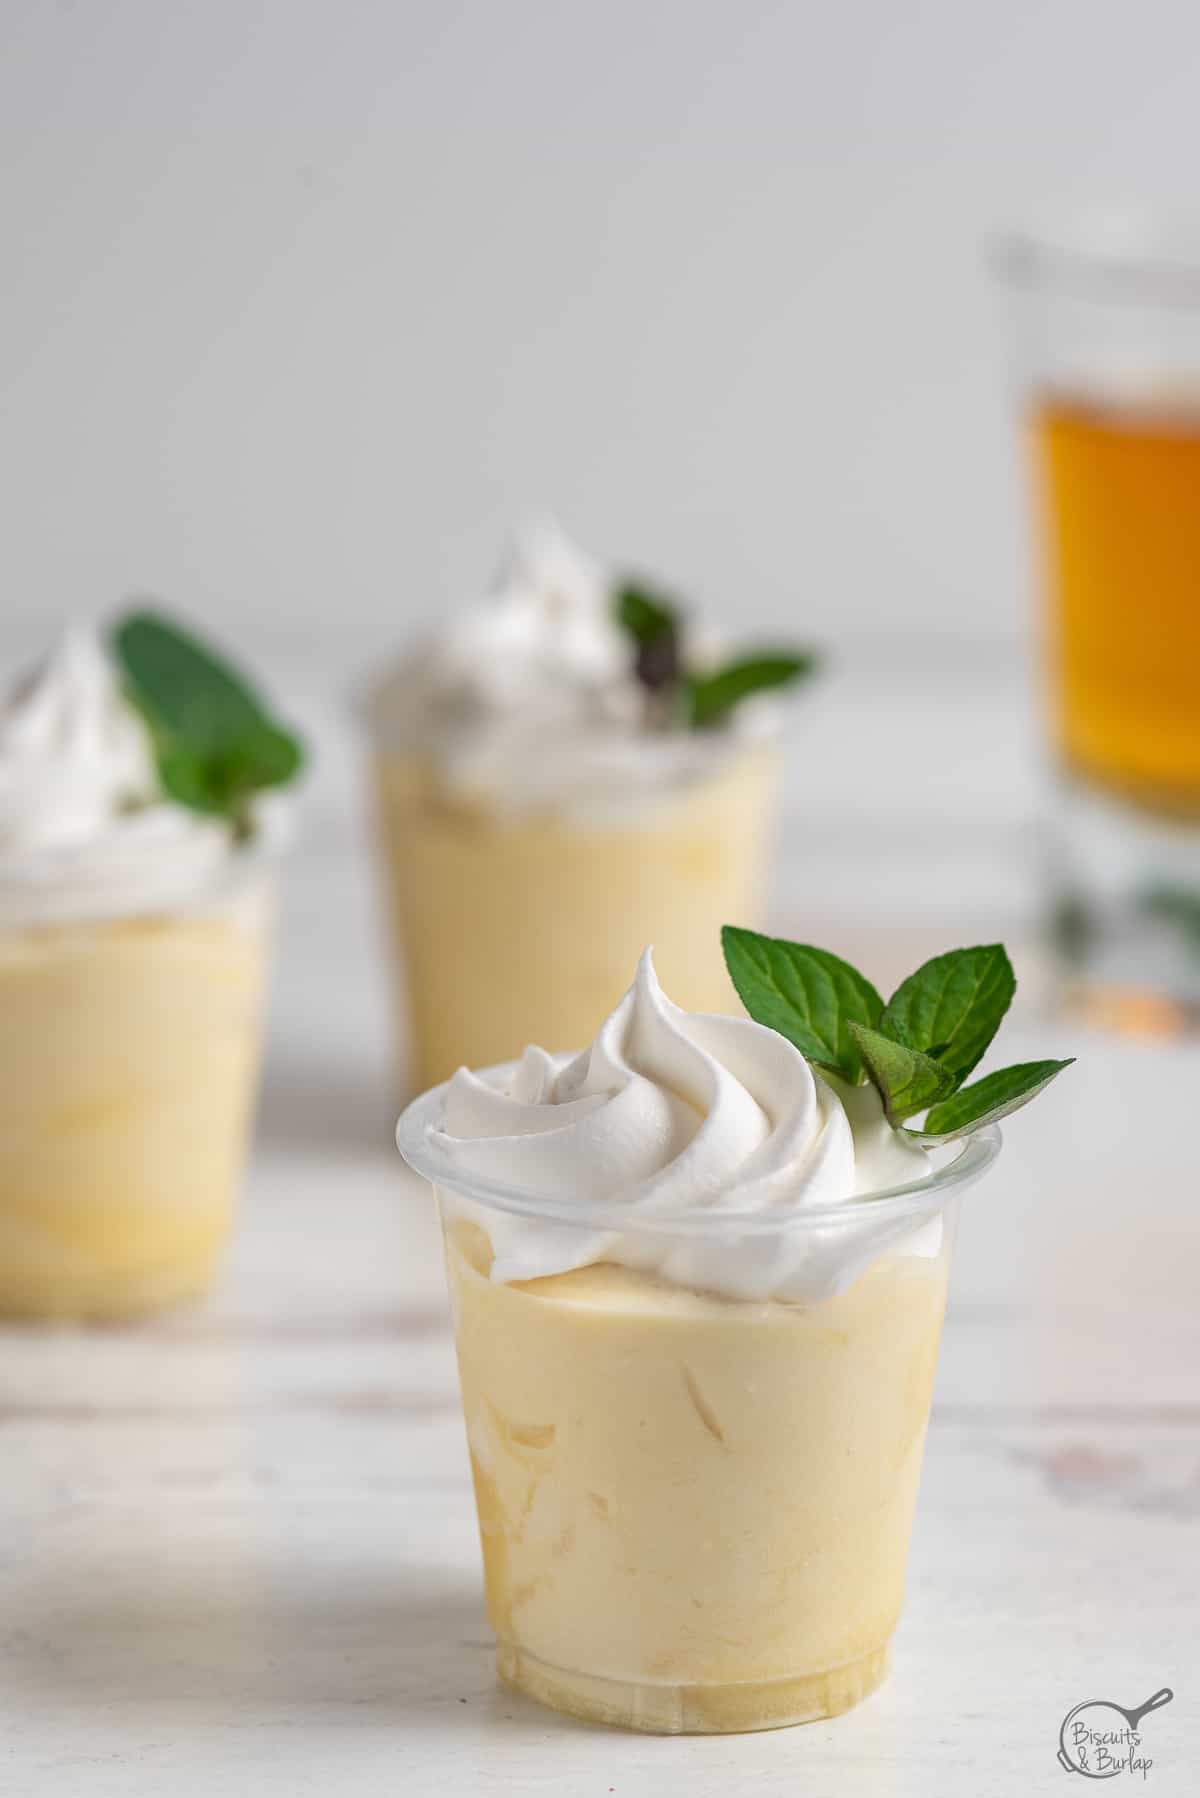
(4, 1563), (608, 1737)
(254, 1052), (398, 1162)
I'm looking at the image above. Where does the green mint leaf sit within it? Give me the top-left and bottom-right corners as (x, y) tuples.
(685, 651), (818, 729)
(847, 1022), (958, 1125)
(112, 609), (304, 832)
(613, 581), (680, 646)
(920, 1059), (1075, 1140)
(156, 731), (301, 829)
(226, 725), (304, 792)
(156, 745), (225, 816)
(114, 610), (270, 753)
(880, 944), (1015, 1084)
(721, 925), (883, 1081)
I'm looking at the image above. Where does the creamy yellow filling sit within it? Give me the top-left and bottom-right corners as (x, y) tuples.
(0, 910), (266, 1318)
(373, 748), (777, 1089)
(445, 1217), (948, 1730)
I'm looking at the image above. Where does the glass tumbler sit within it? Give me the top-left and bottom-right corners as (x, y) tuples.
(996, 219), (1200, 1029)
(398, 1081), (1000, 1734)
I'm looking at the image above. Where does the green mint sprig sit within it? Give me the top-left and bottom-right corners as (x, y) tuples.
(111, 609), (305, 841)
(612, 579), (817, 730)
(614, 583), (683, 697)
(721, 926), (1072, 1139)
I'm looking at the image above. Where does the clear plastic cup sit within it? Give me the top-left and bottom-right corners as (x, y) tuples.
(370, 744), (779, 1093)
(398, 1080), (1000, 1734)
(0, 876), (272, 1320)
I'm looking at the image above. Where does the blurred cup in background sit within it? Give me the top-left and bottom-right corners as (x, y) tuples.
(363, 524), (800, 1094)
(0, 615), (301, 1320)
(0, 874), (273, 1321)
(369, 737), (780, 1093)
(996, 218), (1200, 1029)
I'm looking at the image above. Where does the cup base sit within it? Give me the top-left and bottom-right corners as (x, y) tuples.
(1046, 769), (1200, 1028)
(0, 1252), (221, 1324)
(496, 1637), (891, 1735)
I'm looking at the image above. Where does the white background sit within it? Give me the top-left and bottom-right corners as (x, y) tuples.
(4, 0), (1200, 682)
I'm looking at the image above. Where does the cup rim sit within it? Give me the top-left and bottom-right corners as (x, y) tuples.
(395, 1070), (1002, 1238)
(991, 213), (1200, 309)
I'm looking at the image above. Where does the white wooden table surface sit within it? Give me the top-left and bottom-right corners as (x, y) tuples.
(4, 677), (1199, 1795)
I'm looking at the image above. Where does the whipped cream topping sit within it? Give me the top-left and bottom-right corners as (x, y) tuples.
(0, 627), (244, 928)
(367, 522), (775, 816)
(428, 950), (938, 1303)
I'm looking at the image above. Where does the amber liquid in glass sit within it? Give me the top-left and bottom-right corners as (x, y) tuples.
(1033, 396), (1200, 817)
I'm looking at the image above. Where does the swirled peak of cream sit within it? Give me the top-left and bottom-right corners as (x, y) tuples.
(0, 626), (238, 927)
(429, 950), (936, 1302)
(367, 521), (773, 814)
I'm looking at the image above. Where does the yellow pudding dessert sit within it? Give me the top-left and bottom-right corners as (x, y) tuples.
(0, 615), (303, 1319)
(445, 1216), (949, 1733)
(399, 935), (1059, 1733)
(395, 939), (1036, 1733)
(0, 898), (268, 1319)
(367, 523), (814, 1092)
(374, 745), (776, 1089)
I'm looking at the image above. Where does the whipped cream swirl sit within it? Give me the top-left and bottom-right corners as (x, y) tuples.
(0, 627), (243, 927)
(367, 522), (775, 817)
(429, 950), (937, 1302)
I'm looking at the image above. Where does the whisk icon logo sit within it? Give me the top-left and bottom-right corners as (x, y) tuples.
(1057, 1688), (1173, 1779)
